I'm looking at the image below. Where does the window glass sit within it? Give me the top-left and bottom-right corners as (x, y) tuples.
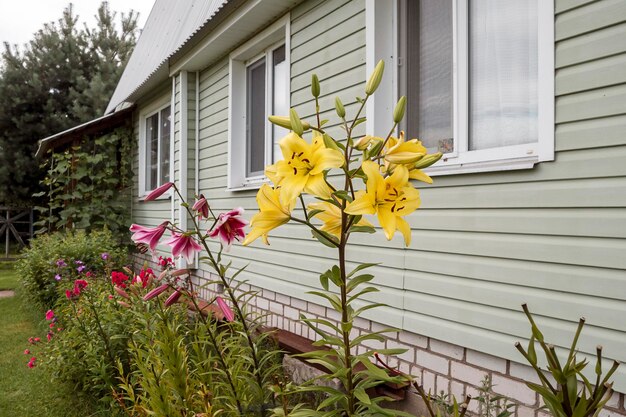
(146, 114), (159, 190)
(160, 107), (171, 184)
(247, 58), (267, 176)
(405, 0), (453, 154)
(272, 45), (288, 160)
(469, 0), (538, 150)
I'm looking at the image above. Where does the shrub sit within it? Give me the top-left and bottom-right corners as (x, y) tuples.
(16, 228), (128, 310)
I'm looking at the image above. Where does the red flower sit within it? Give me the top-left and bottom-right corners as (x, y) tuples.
(136, 268), (154, 288)
(129, 222), (168, 252)
(45, 310), (55, 321)
(111, 271), (130, 288)
(47, 332), (53, 341)
(208, 208), (247, 250)
(74, 279), (88, 293)
(23, 349), (30, 355)
(144, 182), (174, 201)
(27, 358), (36, 368)
(192, 195), (210, 219)
(163, 232), (202, 263)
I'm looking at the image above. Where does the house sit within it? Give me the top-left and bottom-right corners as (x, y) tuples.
(40, 0), (626, 414)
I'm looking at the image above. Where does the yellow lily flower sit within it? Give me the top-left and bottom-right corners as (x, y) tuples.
(345, 161), (420, 246)
(308, 201), (374, 238)
(242, 184), (295, 246)
(273, 132), (344, 203)
(383, 131), (427, 165)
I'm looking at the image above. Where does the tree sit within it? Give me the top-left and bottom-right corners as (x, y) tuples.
(0, 2), (138, 205)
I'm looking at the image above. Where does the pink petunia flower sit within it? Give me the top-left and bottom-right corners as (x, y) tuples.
(192, 195), (210, 219)
(111, 271), (130, 288)
(208, 208), (247, 251)
(24, 349), (30, 355)
(27, 359), (36, 368)
(129, 222), (168, 252)
(74, 279), (88, 293)
(216, 296), (235, 322)
(45, 310), (55, 321)
(163, 232), (202, 263)
(144, 182), (174, 201)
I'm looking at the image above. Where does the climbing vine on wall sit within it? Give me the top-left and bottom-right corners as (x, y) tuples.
(34, 127), (134, 238)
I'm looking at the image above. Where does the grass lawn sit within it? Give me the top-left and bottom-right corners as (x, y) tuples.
(0, 266), (100, 417)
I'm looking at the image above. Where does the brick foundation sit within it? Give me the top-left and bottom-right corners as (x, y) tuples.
(134, 255), (626, 417)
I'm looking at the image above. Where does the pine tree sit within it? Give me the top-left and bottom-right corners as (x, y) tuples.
(0, 2), (138, 205)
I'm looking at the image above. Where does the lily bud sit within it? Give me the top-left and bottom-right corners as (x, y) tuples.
(216, 296), (235, 322)
(393, 96), (407, 123)
(335, 97), (345, 118)
(143, 283), (169, 301)
(113, 286), (130, 299)
(289, 108), (304, 136)
(384, 152), (424, 165)
(170, 268), (189, 277)
(413, 152), (443, 169)
(311, 74), (320, 98)
(164, 290), (183, 307)
(144, 182), (174, 201)
(354, 135), (382, 151)
(268, 115), (311, 132)
(117, 301), (131, 308)
(365, 60), (385, 95)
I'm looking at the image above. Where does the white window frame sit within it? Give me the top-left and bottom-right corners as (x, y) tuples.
(138, 93), (174, 199)
(228, 14), (290, 191)
(366, 0), (554, 176)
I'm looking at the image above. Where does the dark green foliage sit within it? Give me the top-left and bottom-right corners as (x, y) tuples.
(15, 228), (127, 309)
(0, 2), (138, 205)
(34, 127), (134, 236)
(516, 304), (620, 417)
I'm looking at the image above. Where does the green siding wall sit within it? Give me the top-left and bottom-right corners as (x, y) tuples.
(132, 0), (626, 391)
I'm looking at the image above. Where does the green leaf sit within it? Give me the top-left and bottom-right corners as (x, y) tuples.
(346, 274), (375, 293)
(311, 229), (338, 247)
(333, 190), (353, 202)
(349, 225), (376, 234)
(347, 262), (379, 278)
(354, 387), (371, 404)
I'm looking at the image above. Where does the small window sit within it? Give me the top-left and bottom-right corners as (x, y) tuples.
(228, 16), (290, 190)
(140, 103), (171, 196)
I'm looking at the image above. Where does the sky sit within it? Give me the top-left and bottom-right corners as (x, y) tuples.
(0, 0), (155, 48)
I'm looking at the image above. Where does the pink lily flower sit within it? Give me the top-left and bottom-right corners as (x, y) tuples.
(192, 195), (210, 219)
(144, 182), (174, 201)
(216, 296), (235, 322)
(129, 222), (168, 252)
(163, 232), (203, 263)
(208, 208), (247, 251)
(143, 283), (169, 301)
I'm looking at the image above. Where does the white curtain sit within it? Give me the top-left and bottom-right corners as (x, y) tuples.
(469, 0), (538, 151)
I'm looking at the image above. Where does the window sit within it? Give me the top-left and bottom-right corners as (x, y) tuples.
(369, 0), (554, 175)
(139, 99), (172, 197)
(229, 16), (290, 190)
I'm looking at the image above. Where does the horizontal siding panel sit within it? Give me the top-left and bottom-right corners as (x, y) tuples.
(407, 208), (626, 238)
(555, 0), (598, 14)
(421, 177), (626, 208)
(556, 114), (626, 151)
(403, 250), (626, 300)
(291, 4), (364, 50)
(291, 0), (345, 33)
(556, 0), (626, 41)
(556, 53), (626, 94)
(291, 65), (364, 106)
(556, 83), (626, 123)
(403, 273), (626, 331)
(291, 48), (364, 91)
(556, 22), (626, 68)
(291, 29), (365, 75)
(406, 229), (626, 269)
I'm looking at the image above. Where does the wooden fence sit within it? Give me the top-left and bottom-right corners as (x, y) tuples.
(0, 206), (33, 259)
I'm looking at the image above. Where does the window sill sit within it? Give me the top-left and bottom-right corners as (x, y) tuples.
(426, 155), (540, 177)
(227, 178), (270, 192)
